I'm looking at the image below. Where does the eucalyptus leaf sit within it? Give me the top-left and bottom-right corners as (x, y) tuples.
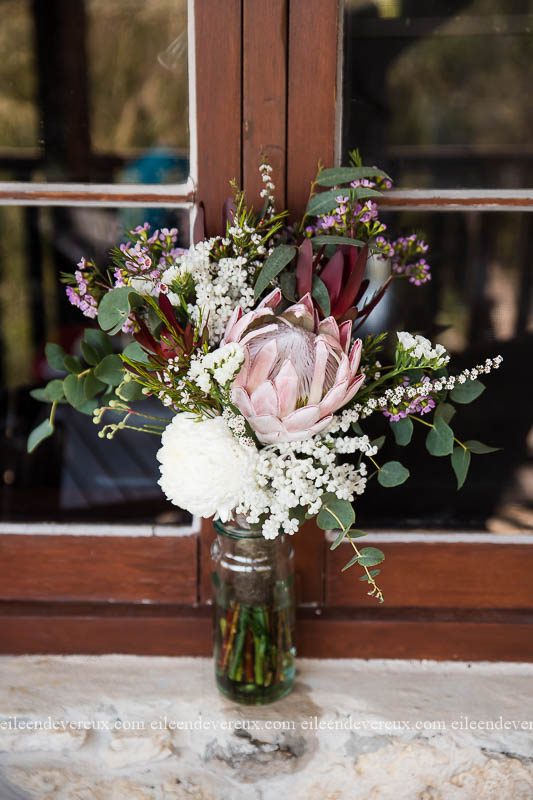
(311, 274), (331, 316)
(80, 341), (100, 366)
(465, 439), (501, 454)
(45, 342), (65, 371)
(98, 286), (140, 335)
(63, 373), (87, 408)
(316, 165), (392, 187)
(63, 355), (84, 374)
(371, 435), (386, 451)
(44, 379), (66, 402)
(378, 461), (410, 487)
(94, 354), (124, 386)
(435, 402), (456, 424)
(390, 417), (413, 446)
(29, 388), (48, 402)
(77, 398), (99, 416)
(254, 244), (296, 299)
(426, 415), (454, 457)
(27, 418), (54, 453)
(84, 328), (113, 357)
(341, 554), (360, 572)
(451, 446), (471, 490)
(84, 371), (106, 399)
(317, 496), (355, 531)
(359, 568), (381, 582)
(122, 341), (150, 364)
(117, 380), (144, 402)
(357, 547), (385, 567)
(450, 379), (485, 404)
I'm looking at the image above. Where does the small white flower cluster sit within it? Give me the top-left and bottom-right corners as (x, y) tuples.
(355, 355), (503, 418)
(259, 162), (275, 211)
(160, 241), (255, 345)
(396, 331), (449, 367)
(187, 343), (244, 394)
(234, 430), (374, 539)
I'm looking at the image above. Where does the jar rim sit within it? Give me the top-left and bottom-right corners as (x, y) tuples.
(214, 520), (267, 540)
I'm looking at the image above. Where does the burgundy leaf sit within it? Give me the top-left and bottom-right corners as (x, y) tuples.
(134, 318), (161, 356)
(319, 250), (344, 308)
(296, 238), (313, 297)
(158, 292), (179, 330)
(353, 278), (369, 307)
(333, 245), (368, 317)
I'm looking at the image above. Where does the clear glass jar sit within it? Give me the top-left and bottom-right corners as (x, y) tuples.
(211, 520), (296, 704)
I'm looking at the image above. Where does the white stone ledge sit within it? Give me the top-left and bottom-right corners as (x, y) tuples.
(0, 656), (532, 798)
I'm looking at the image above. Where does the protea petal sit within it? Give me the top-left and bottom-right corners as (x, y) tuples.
(231, 386), (254, 417)
(349, 338), (363, 373)
(319, 379), (349, 417)
(344, 373), (365, 404)
(282, 405), (321, 432)
(274, 359), (299, 417)
(246, 339), (278, 393)
(249, 415), (284, 438)
(339, 320), (353, 353)
(308, 339), (329, 405)
(318, 316), (340, 341)
(250, 381), (279, 416)
(258, 288), (282, 310)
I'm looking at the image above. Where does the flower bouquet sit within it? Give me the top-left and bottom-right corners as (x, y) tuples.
(29, 152), (501, 703)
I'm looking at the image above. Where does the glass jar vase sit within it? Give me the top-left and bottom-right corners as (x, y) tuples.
(211, 520), (296, 704)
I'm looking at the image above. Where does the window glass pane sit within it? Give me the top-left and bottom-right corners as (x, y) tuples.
(342, 0), (533, 188)
(356, 210), (532, 532)
(0, 0), (189, 184)
(0, 205), (191, 524)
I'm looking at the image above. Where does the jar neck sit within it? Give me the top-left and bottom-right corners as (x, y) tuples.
(214, 517), (269, 541)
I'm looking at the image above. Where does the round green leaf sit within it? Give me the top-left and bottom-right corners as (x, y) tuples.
(84, 328), (113, 357)
(98, 287), (139, 335)
(378, 461), (410, 487)
(450, 379), (485, 404)
(390, 417), (413, 446)
(45, 342), (65, 371)
(122, 341), (150, 364)
(84, 371), (107, 399)
(425, 416), (454, 457)
(63, 355), (84, 374)
(63, 374), (87, 408)
(451, 446), (471, 490)
(317, 496), (355, 531)
(357, 547), (385, 567)
(434, 402), (456, 424)
(27, 418), (54, 453)
(117, 380), (144, 402)
(94, 354), (124, 386)
(44, 379), (66, 402)
(81, 341), (100, 366)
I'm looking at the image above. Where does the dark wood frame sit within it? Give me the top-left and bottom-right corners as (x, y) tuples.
(1, 0), (532, 660)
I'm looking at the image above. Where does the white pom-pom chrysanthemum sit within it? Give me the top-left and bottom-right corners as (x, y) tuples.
(157, 413), (258, 522)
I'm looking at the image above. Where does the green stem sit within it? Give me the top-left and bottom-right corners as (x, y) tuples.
(326, 508), (384, 603)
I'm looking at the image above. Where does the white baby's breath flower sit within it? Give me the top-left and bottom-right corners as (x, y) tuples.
(157, 413), (258, 522)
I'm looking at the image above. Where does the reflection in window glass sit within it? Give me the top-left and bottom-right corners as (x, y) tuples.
(355, 211), (532, 532)
(0, 205), (191, 523)
(342, 0), (533, 188)
(0, 0), (189, 184)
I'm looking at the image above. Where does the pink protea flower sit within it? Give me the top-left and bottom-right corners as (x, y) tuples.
(223, 289), (364, 444)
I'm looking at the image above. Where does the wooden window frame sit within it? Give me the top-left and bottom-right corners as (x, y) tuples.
(1, 0), (532, 661)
